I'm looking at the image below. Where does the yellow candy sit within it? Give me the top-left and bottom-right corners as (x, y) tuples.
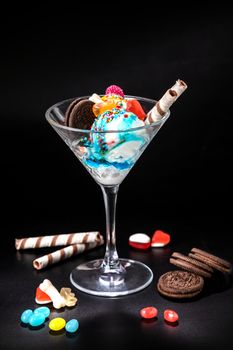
(49, 317), (66, 331)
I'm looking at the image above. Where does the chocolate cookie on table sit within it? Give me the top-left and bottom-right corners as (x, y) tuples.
(170, 252), (213, 278)
(157, 270), (204, 299)
(65, 98), (95, 130)
(189, 248), (232, 274)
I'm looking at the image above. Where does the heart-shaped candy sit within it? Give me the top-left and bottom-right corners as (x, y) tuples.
(151, 230), (170, 247)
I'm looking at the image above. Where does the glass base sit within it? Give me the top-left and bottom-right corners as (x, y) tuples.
(70, 258), (153, 297)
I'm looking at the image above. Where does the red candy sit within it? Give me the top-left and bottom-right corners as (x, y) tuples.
(164, 309), (179, 323)
(151, 230), (170, 247)
(105, 85), (124, 98)
(129, 233), (151, 250)
(35, 287), (52, 304)
(126, 99), (146, 120)
(140, 306), (158, 319)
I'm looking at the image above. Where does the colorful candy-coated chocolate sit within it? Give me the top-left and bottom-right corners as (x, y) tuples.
(65, 319), (79, 333)
(35, 286), (52, 304)
(29, 313), (46, 327)
(151, 230), (171, 247)
(34, 306), (50, 318)
(20, 309), (33, 324)
(126, 99), (146, 120)
(49, 317), (66, 331)
(164, 309), (179, 323)
(129, 233), (151, 250)
(140, 306), (158, 319)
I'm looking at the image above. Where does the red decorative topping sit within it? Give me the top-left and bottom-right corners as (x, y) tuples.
(164, 309), (179, 323)
(140, 306), (158, 319)
(105, 85), (124, 98)
(126, 99), (146, 120)
(151, 230), (170, 247)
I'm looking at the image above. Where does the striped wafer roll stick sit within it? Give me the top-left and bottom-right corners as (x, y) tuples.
(145, 79), (187, 124)
(15, 231), (101, 250)
(32, 236), (104, 270)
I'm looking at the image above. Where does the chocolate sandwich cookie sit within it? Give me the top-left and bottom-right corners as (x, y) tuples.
(189, 248), (232, 274)
(157, 270), (204, 299)
(170, 252), (213, 278)
(65, 98), (95, 130)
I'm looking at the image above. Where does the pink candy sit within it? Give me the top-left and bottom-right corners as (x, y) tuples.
(140, 306), (158, 319)
(164, 309), (179, 323)
(105, 85), (124, 98)
(139, 307), (179, 325)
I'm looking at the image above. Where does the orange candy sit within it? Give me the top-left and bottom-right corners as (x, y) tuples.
(93, 95), (123, 117)
(93, 100), (117, 117)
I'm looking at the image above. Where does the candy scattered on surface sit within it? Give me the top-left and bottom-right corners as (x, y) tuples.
(105, 85), (124, 98)
(140, 306), (158, 319)
(39, 279), (66, 309)
(34, 306), (50, 318)
(126, 99), (146, 120)
(151, 230), (171, 247)
(35, 286), (52, 304)
(20, 309), (33, 324)
(29, 313), (46, 327)
(164, 309), (179, 323)
(65, 319), (79, 333)
(49, 317), (66, 331)
(129, 233), (151, 250)
(60, 287), (78, 307)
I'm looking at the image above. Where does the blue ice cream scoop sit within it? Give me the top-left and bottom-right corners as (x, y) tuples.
(87, 108), (147, 168)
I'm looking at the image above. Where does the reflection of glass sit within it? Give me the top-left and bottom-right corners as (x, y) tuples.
(46, 96), (170, 297)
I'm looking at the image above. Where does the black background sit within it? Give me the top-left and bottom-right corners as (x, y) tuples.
(1, 4), (233, 350)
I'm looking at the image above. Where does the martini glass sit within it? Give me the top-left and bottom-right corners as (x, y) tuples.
(46, 95), (170, 297)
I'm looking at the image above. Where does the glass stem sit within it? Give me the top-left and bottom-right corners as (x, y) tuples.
(100, 185), (123, 273)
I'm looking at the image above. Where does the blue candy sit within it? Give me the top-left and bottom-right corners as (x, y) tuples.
(34, 306), (50, 318)
(20, 309), (33, 324)
(65, 319), (79, 333)
(29, 313), (46, 327)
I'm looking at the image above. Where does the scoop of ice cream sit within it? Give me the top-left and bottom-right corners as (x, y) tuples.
(89, 108), (146, 165)
(92, 108), (144, 134)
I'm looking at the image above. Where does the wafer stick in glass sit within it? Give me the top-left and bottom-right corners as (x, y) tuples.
(145, 79), (187, 124)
